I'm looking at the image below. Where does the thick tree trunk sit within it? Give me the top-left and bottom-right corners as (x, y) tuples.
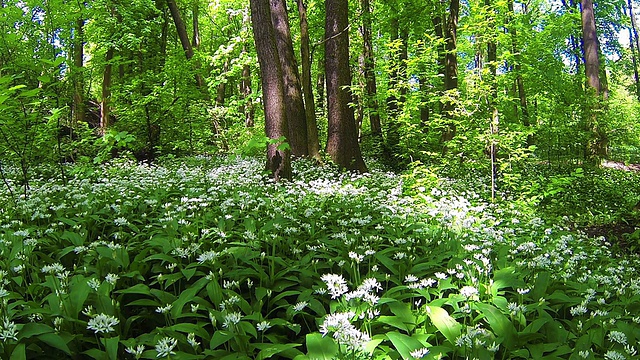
(297, 0), (321, 160)
(581, 0), (606, 161)
(250, 0), (291, 180)
(100, 48), (114, 136)
(360, 0), (382, 138)
(441, 0), (459, 142)
(325, 0), (367, 172)
(581, 0), (600, 94)
(73, 17), (85, 125)
(270, 0), (309, 157)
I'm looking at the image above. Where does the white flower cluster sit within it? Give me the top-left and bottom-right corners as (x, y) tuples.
(319, 312), (370, 351)
(86, 313), (119, 334)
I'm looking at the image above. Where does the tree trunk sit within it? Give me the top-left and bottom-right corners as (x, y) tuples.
(216, 58), (229, 106)
(441, 0), (459, 142)
(297, 0), (321, 160)
(360, 0), (381, 139)
(627, 0), (640, 101)
(581, 0), (600, 94)
(100, 47), (114, 135)
(508, 0), (531, 144)
(270, 0), (309, 157)
(167, 0), (205, 88)
(250, 0), (291, 180)
(581, 0), (606, 161)
(316, 65), (325, 116)
(325, 0), (367, 172)
(72, 17), (85, 125)
(486, 0), (499, 201)
(192, 0), (200, 49)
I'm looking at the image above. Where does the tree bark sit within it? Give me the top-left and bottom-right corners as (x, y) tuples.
(627, 0), (640, 101)
(297, 0), (321, 160)
(360, 0), (382, 138)
(580, 0), (606, 160)
(192, 0), (200, 49)
(441, 0), (459, 142)
(167, 0), (205, 88)
(100, 47), (114, 135)
(250, 0), (292, 180)
(73, 17), (85, 125)
(270, 0), (309, 157)
(507, 0), (531, 144)
(486, 0), (499, 201)
(581, 0), (600, 94)
(325, 0), (367, 172)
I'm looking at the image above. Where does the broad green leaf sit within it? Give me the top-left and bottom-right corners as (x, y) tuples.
(103, 336), (119, 360)
(254, 343), (301, 360)
(305, 332), (338, 360)
(171, 277), (208, 319)
(385, 331), (425, 360)
(474, 303), (517, 349)
(38, 333), (72, 355)
(425, 306), (461, 345)
(10, 343), (26, 360)
(210, 330), (234, 349)
(18, 323), (54, 340)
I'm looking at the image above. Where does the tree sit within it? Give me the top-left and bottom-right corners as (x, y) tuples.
(167, 0), (205, 89)
(297, 0), (321, 160)
(360, 0), (382, 138)
(441, 0), (459, 142)
(325, 0), (368, 172)
(250, 0), (292, 180)
(270, 0), (309, 157)
(580, 0), (607, 160)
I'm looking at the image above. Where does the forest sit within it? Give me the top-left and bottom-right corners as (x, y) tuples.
(1, 0), (640, 358)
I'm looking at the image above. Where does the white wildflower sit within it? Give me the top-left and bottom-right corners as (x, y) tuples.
(155, 337), (177, 358)
(321, 273), (349, 299)
(86, 314), (119, 334)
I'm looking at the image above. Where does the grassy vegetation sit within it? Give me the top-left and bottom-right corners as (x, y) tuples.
(0, 156), (638, 359)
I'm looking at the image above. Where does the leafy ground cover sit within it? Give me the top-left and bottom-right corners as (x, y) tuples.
(0, 156), (639, 359)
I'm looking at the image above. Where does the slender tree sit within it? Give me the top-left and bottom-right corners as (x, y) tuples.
(297, 0), (322, 160)
(441, 0), (459, 142)
(250, 0), (292, 180)
(507, 0), (531, 144)
(72, 16), (85, 125)
(167, 0), (205, 88)
(360, 0), (382, 138)
(325, 0), (368, 171)
(626, 0), (640, 101)
(270, 0), (309, 157)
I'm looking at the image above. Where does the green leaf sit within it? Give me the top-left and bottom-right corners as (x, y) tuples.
(210, 330), (234, 349)
(254, 343), (301, 360)
(38, 333), (72, 355)
(117, 283), (151, 296)
(103, 336), (120, 360)
(474, 303), (517, 349)
(305, 333), (338, 360)
(425, 306), (461, 346)
(171, 277), (208, 319)
(10, 343), (26, 360)
(385, 331), (425, 360)
(18, 323), (54, 340)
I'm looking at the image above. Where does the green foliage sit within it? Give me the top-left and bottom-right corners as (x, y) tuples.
(0, 156), (639, 359)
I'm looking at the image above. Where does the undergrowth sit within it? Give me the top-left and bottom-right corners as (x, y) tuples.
(0, 156), (638, 359)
